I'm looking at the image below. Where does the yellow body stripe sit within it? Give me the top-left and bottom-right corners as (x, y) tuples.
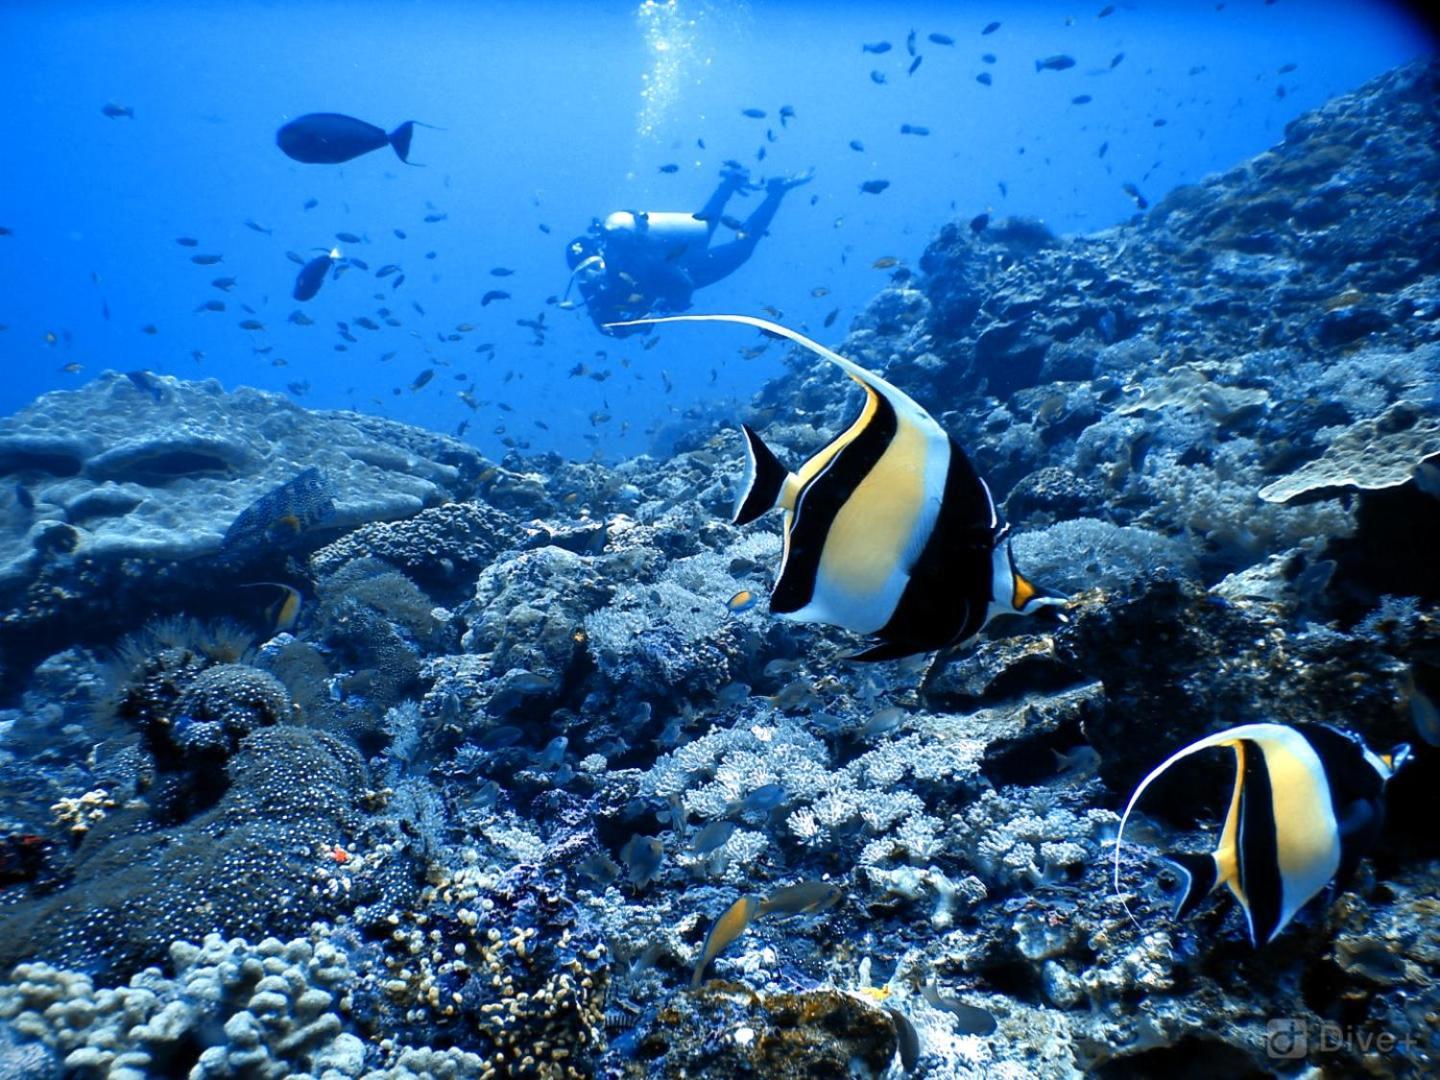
(1217, 741), (1244, 902)
(1263, 737), (1339, 909)
(777, 380), (878, 585)
(812, 409), (928, 618)
(796, 379), (879, 487)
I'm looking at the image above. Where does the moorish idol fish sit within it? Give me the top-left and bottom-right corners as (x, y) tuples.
(1114, 722), (1409, 947)
(604, 314), (1065, 660)
(242, 582), (304, 633)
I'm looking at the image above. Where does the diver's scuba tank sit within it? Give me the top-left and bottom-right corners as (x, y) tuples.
(602, 210), (708, 247)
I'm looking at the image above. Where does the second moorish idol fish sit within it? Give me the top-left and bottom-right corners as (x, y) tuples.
(276, 113), (426, 165)
(1114, 722), (1408, 947)
(603, 314), (1065, 661)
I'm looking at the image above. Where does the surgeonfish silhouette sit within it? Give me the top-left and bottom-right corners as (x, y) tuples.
(293, 248), (340, 302)
(1114, 722), (1408, 947)
(276, 113), (427, 165)
(603, 314), (1065, 661)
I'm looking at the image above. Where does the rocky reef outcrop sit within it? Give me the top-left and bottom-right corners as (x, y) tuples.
(1, 58), (1438, 1080)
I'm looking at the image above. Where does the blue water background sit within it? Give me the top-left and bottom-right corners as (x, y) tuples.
(1, 0), (1432, 459)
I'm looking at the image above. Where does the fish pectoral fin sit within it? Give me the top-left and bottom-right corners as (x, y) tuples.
(733, 423), (793, 525)
(843, 638), (922, 663)
(1165, 851), (1221, 919)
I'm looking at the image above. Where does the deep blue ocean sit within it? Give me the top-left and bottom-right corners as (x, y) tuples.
(1, 0), (1433, 459)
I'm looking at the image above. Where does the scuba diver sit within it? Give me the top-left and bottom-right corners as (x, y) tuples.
(565, 165), (813, 337)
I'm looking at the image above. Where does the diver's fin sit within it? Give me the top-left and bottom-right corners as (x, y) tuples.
(733, 424), (790, 525)
(390, 121), (421, 165)
(1166, 851), (1220, 919)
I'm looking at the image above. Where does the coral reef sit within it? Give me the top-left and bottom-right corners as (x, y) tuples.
(1, 58), (1439, 1080)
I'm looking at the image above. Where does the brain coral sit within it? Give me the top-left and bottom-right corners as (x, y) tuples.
(0, 728), (366, 981)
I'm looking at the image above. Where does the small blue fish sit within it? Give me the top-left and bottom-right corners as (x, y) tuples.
(738, 783), (786, 813)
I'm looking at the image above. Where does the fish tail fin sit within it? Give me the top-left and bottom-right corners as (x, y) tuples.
(733, 423), (790, 525)
(390, 121), (419, 165)
(1165, 851), (1220, 919)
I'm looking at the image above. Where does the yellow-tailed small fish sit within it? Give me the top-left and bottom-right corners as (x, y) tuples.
(1115, 722), (1409, 947)
(603, 315), (1065, 660)
(691, 895), (761, 988)
(726, 588), (758, 614)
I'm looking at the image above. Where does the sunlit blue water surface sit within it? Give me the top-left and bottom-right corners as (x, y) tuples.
(1, 0), (1433, 458)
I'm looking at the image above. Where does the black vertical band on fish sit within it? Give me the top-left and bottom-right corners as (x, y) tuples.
(1236, 739), (1283, 944)
(771, 389), (898, 619)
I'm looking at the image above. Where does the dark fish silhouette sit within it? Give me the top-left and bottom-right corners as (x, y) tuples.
(276, 113), (423, 165)
(982, 21), (1000, 34)
(862, 41), (892, 54)
(482, 290), (510, 306)
(929, 32), (954, 46)
(294, 249), (338, 302)
(976, 72), (993, 86)
(859, 179), (891, 194)
(1035, 55), (1076, 72)
(101, 102), (134, 119)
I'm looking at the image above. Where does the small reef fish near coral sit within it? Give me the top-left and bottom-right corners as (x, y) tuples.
(1, 6), (1439, 1079)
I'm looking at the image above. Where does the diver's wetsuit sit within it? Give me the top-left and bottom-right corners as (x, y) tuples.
(686, 173), (799, 287)
(566, 167), (812, 336)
